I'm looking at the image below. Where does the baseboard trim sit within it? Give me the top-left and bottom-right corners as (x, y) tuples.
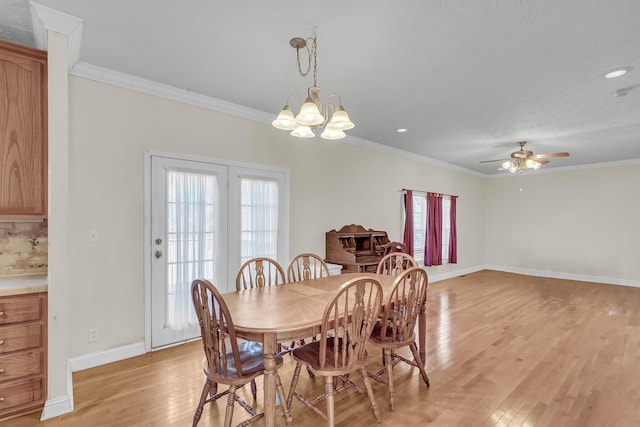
(41, 394), (73, 420)
(68, 341), (146, 373)
(484, 265), (640, 288)
(428, 265), (485, 283)
(40, 366), (74, 420)
(42, 342), (145, 420)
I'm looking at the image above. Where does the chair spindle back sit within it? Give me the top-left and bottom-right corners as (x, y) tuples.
(192, 279), (243, 378)
(319, 277), (383, 369)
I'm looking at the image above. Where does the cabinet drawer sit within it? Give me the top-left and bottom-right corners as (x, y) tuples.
(0, 295), (41, 325)
(0, 350), (41, 382)
(0, 378), (43, 413)
(0, 324), (41, 354)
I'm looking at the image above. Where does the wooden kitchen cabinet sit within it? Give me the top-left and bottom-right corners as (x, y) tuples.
(0, 292), (47, 421)
(0, 39), (48, 220)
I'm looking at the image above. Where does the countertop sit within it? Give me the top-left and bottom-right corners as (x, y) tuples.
(0, 273), (48, 297)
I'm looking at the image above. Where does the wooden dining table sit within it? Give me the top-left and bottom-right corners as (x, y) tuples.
(222, 272), (429, 427)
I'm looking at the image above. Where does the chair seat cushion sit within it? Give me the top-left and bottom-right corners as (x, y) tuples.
(204, 340), (283, 381)
(291, 338), (368, 375)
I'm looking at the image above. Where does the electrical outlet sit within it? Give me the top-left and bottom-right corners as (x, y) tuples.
(88, 328), (99, 342)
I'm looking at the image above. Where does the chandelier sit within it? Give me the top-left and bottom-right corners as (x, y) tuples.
(272, 33), (354, 140)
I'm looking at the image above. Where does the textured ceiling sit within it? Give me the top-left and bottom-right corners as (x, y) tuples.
(2, 0), (639, 175)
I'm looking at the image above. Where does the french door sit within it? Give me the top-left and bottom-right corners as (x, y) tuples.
(148, 153), (288, 349)
(150, 156), (228, 348)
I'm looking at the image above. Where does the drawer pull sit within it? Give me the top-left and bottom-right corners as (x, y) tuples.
(0, 340), (3, 345)
(0, 311), (4, 317)
(0, 369), (4, 374)
(0, 397), (4, 402)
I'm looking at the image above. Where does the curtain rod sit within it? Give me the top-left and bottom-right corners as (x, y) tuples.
(401, 188), (458, 198)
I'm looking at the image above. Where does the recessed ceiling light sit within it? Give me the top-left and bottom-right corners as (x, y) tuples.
(604, 67), (633, 79)
(613, 87), (634, 97)
(397, 128), (408, 133)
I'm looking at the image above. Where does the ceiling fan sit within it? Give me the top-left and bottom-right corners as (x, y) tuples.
(480, 141), (570, 173)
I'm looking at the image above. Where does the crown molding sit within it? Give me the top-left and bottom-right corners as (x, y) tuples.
(29, 1), (83, 70)
(70, 61), (483, 177)
(71, 62), (279, 124)
(69, 62), (640, 179)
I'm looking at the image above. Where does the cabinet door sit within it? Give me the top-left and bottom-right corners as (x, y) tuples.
(0, 41), (47, 219)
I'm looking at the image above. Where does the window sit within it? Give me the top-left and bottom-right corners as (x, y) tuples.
(404, 191), (456, 266)
(412, 194), (427, 264)
(441, 196), (451, 263)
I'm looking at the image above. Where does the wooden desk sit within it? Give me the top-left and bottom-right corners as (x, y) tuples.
(223, 272), (428, 427)
(333, 256), (381, 273)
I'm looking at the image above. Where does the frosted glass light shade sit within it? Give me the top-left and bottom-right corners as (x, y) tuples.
(502, 160), (512, 170)
(295, 99), (324, 125)
(272, 106), (297, 130)
(320, 126), (346, 140)
(327, 106), (354, 130)
(290, 125), (315, 138)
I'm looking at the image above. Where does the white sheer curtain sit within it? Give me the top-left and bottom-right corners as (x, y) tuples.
(166, 170), (218, 329)
(239, 177), (279, 265)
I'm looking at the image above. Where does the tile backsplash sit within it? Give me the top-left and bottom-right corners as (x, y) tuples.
(0, 222), (48, 276)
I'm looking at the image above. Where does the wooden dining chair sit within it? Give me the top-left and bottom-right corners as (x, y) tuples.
(376, 241), (404, 256)
(285, 253), (331, 361)
(286, 277), (384, 426)
(376, 251), (418, 276)
(235, 257), (286, 291)
(287, 253), (330, 282)
(367, 267), (430, 411)
(191, 279), (292, 427)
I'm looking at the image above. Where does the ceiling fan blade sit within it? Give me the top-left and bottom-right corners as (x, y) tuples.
(535, 158), (549, 164)
(479, 158), (508, 163)
(534, 152), (570, 159)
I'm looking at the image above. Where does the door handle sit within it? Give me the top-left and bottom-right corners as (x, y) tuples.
(155, 250), (163, 259)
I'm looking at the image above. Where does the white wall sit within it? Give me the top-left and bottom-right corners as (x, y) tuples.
(484, 164), (640, 283)
(58, 74), (485, 367)
(47, 71), (640, 416)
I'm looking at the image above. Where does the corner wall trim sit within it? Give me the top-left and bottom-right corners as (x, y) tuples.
(40, 365), (74, 420)
(41, 394), (73, 420)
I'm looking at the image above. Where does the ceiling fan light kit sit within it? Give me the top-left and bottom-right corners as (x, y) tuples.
(481, 141), (570, 174)
(272, 32), (354, 140)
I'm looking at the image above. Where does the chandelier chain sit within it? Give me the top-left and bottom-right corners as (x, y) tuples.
(296, 40), (311, 77)
(293, 34), (319, 86)
(312, 34), (318, 87)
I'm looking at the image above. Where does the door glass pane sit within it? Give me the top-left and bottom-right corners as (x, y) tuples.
(239, 177), (279, 265)
(166, 170), (218, 329)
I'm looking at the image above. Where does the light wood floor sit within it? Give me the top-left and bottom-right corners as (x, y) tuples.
(6, 270), (640, 426)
